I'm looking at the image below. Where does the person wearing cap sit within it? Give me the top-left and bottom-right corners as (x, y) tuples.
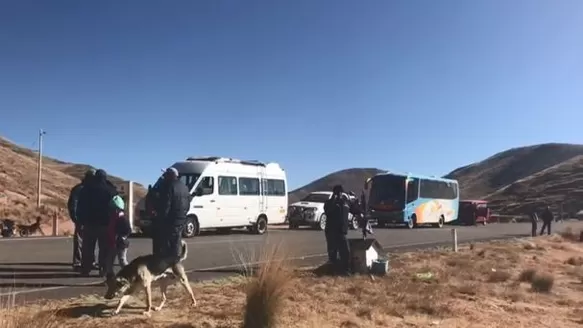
(152, 167), (191, 258)
(67, 169), (95, 271)
(323, 184), (351, 275)
(77, 169), (119, 277)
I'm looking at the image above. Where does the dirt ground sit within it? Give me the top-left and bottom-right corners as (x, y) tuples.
(3, 230), (583, 328)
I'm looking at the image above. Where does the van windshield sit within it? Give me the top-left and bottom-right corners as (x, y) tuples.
(179, 174), (201, 190)
(150, 173), (201, 191)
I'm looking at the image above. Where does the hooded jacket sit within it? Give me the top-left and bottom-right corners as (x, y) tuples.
(78, 171), (118, 226)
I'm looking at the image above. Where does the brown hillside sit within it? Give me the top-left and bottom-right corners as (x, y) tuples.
(0, 137), (146, 234)
(288, 168), (385, 204)
(486, 155), (583, 215)
(445, 143), (583, 200)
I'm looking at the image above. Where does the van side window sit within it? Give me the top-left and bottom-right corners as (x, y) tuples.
(239, 177), (260, 196)
(264, 179), (286, 196)
(198, 177), (214, 195)
(218, 176), (238, 195)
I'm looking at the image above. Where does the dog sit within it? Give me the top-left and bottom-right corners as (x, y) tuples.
(17, 217), (43, 237)
(104, 240), (197, 317)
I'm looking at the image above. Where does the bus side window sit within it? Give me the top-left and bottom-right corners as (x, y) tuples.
(406, 179), (419, 203)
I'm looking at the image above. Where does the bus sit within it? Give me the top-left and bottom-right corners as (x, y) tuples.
(138, 156), (287, 238)
(365, 172), (459, 229)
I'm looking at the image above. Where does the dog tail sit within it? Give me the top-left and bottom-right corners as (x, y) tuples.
(179, 240), (188, 262)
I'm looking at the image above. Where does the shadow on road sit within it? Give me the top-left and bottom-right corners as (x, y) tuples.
(0, 267), (73, 273)
(195, 267), (247, 275)
(55, 303), (110, 318)
(0, 262), (71, 266)
(0, 281), (103, 289)
(0, 272), (94, 280)
(55, 303), (146, 318)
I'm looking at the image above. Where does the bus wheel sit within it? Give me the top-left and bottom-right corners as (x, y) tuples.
(435, 216), (445, 228)
(407, 216), (417, 229)
(253, 216), (268, 235)
(183, 216), (199, 238)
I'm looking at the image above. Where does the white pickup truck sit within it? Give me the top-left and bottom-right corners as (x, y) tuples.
(287, 191), (359, 230)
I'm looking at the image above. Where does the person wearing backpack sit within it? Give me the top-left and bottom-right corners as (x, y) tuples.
(77, 169), (118, 277)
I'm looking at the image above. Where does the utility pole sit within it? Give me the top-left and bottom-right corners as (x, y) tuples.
(36, 129), (46, 208)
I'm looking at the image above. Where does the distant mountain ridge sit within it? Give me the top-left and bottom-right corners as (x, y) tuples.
(444, 143), (583, 214)
(0, 136), (146, 234)
(288, 168), (385, 204)
(290, 143), (583, 216)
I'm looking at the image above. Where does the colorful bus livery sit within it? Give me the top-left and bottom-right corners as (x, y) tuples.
(366, 173), (459, 229)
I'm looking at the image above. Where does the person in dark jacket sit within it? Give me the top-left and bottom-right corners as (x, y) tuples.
(540, 206), (554, 236)
(78, 169), (118, 276)
(67, 169), (95, 271)
(323, 185), (351, 275)
(153, 167), (190, 259)
(530, 209), (539, 237)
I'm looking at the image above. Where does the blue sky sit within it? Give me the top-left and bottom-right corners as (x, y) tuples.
(1, 0), (582, 190)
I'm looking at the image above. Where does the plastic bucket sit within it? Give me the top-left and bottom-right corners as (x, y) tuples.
(371, 259), (389, 276)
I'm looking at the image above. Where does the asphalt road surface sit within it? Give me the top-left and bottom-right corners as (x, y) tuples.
(1, 221), (582, 304)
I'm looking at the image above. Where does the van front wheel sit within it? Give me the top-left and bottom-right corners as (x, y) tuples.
(183, 217), (199, 238)
(253, 216), (268, 235)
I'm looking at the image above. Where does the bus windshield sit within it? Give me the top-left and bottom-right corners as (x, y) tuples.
(368, 175), (406, 207)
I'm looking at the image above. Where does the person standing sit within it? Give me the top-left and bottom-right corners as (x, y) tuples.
(78, 169), (118, 277)
(67, 169), (95, 271)
(323, 185), (351, 275)
(529, 209), (539, 237)
(153, 167), (190, 259)
(540, 206), (554, 236)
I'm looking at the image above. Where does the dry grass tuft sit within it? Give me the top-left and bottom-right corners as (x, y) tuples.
(487, 270), (512, 283)
(531, 272), (555, 293)
(0, 307), (60, 328)
(559, 227), (580, 242)
(566, 256), (583, 266)
(242, 241), (293, 328)
(518, 268), (537, 282)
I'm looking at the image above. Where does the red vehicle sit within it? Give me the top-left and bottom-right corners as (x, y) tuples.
(458, 200), (490, 225)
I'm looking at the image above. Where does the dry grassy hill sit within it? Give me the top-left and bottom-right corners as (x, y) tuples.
(288, 168), (385, 204)
(0, 137), (146, 234)
(445, 143), (583, 215)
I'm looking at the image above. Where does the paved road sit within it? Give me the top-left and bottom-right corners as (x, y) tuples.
(1, 221), (581, 304)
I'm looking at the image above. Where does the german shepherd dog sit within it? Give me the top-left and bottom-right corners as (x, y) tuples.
(104, 240), (197, 317)
(17, 217), (43, 237)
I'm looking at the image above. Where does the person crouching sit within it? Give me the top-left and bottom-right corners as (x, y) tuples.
(104, 195), (131, 281)
(114, 210), (131, 267)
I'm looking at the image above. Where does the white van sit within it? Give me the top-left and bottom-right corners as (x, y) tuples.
(138, 156), (287, 238)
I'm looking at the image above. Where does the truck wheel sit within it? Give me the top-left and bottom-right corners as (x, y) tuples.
(318, 214), (327, 231)
(253, 216), (268, 235)
(182, 216), (199, 238)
